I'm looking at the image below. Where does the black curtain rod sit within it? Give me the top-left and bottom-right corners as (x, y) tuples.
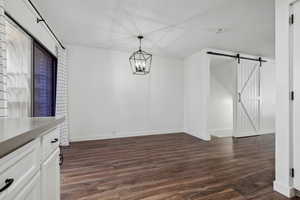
(27, 0), (65, 50)
(207, 51), (267, 63)
(5, 12), (57, 58)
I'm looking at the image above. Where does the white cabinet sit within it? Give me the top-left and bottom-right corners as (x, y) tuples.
(42, 128), (60, 161)
(41, 149), (60, 200)
(0, 139), (40, 200)
(0, 128), (60, 200)
(9, 172), (41, 200)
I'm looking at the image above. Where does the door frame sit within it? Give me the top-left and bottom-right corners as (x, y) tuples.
(290, 0), (299, 190)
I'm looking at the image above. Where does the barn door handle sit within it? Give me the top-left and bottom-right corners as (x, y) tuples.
(51, 138), (59, 143)
(0, 178), (14, 192)
(238, 93), (241, 102)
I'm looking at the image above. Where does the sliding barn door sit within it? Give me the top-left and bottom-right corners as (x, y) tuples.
(234, 59), (261, 137)
(292, 1), (300, 190)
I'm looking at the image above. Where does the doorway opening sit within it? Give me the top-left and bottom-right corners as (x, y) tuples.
(208, 51), (275, 138)
(208, 56), (235, 137)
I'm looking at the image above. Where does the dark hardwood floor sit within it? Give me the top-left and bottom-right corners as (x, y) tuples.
(61, 133), (299, 200)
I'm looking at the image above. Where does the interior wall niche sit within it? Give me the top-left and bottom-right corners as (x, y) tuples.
(208, 57), (236, 137)
(207, 51), (276, 138)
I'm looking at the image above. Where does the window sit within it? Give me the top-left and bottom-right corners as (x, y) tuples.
(6, 15), (57, 118)
(6, 18), (32, 118)
(33, 42), (57, 117)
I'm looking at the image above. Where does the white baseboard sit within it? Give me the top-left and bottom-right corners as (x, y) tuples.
(209, 129), (233, 138)
(70, 129), (184, 142)
(71, 128), (274, 142)
(234, 129), (275, 138)
(183, 129), (211, 141)
(273, 181), (295, 198)
(259, 129), (275, 135)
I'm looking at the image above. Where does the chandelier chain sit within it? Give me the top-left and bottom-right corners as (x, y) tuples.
(138, 35), (143, 50)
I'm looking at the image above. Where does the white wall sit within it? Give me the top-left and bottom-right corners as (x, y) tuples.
(6, 0), (57, 55)
(184, 50), (210, 141)
(208, 61), (235, 137)
(68, 45), (184, 141)
(261, 61), (276, 133)
(274, 0), (294, 197)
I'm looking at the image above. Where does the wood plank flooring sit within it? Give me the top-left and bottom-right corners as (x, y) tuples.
(61, 133), (299, 200)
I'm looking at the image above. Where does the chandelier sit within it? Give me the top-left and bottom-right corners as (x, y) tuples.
(129, 35), (152, 75)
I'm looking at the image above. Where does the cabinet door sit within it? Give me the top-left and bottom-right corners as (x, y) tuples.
(42, 149), (60, 200)
(0, 139), (40, 200)
(7, 172), (40, 200)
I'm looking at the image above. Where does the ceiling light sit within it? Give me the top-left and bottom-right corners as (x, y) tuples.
(129, 36), (152, 75)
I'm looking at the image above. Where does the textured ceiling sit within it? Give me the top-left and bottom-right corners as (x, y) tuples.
(32, 0), (275, 59)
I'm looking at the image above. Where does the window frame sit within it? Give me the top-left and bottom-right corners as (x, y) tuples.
(32, 41), (57, 117)
(5, 12), (58, 117)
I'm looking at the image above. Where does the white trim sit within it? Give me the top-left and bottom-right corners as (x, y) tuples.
(209, 129), (233, 137)
(70, 129), (184, 142)
(234, 129), (275, 138)
(0, 0), (6, 118)
(274, 181), (295, 198)
(209, 128), (274, 138)
(56, 48), (69, 146)
(259, 129), (275, 135)
(184, 128), (211, 141)
(71, 128), (274, 142)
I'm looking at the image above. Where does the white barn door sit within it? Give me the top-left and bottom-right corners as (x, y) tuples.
(234, 59), (261, 137)
(292, 1), (300, 190)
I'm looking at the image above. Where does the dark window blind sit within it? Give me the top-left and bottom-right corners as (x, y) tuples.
(33, 42), (57, 117)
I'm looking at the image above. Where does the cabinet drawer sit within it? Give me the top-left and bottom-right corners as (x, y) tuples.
(6, 172), (40, 200)
(0, 139), (40, 200)
(42, 128), (60, 161)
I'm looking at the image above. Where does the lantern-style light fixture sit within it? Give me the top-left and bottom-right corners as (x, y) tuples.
(129, 35), (152, 75)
